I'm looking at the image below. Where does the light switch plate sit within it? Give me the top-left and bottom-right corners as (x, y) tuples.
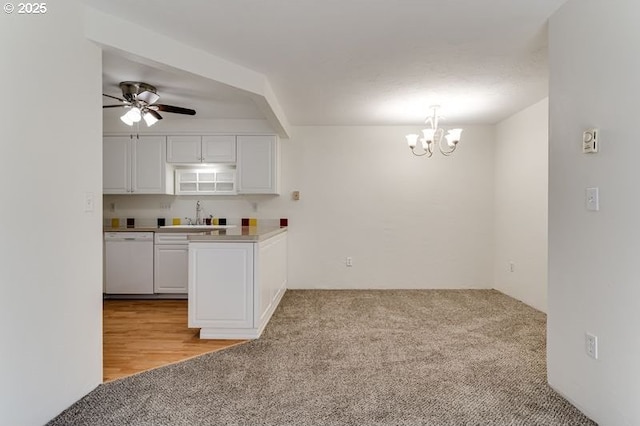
(586, 187), (599, 211)
(84, 192), (94, 212)
(585, 333), (598, 359)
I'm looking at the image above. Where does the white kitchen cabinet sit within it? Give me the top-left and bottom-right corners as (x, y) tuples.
(236, 135), (279, 194)
(175, 168), (236, 195)
(154, 241), (189, 294)
(203, 136), (236, 163)
(167, 135), (236, 163)
(188, 230), (287, 339)
(103, 136), (130, 194)
(103, 135), (172, 194)
(255, 232), (288, 325)
(189, 243), (255, 330)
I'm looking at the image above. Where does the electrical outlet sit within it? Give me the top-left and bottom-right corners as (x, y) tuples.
(346, 257), (353, 267)
(585, 333), (598, 359)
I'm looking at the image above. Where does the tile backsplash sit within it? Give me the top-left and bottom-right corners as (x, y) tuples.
(104, 194), (289, 228)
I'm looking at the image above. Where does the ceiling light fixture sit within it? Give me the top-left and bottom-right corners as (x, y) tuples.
(143, 111), (159, 127)
(120, 105), (157, 127)
(105, 82), (196, 128)
(120, 112), (134, 126)
(127, 107), (142, 123)
(405, 106), (463, 157)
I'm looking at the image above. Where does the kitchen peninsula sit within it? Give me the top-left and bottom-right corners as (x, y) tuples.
(187, 225), (287, 339)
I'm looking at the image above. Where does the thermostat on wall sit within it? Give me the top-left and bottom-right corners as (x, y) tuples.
(583, 128), (598, 153)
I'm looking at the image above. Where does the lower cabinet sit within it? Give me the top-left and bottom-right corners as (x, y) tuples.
(188, 231), (287, 339)
(154, 233), (190, 294)
(154, 246), (188, 293)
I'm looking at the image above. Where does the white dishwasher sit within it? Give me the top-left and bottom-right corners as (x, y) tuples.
(104, 232), (154, 294)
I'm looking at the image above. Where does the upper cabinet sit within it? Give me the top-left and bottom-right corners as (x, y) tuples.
(237, 135), (279, 195)
(103, 135), (173, 195)
(175, 167), (236, 195)
(167, 135), (236, 163)
(103, 133), (278, 196)
(203, 136), (237, 163)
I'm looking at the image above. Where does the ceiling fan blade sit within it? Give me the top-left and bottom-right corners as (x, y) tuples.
(147, 109), (162, 120)
(103, 93), (125, 102)
(103, 104), (126, 108)
(137, 90), (160, 105)
(155, 104), (196, 116)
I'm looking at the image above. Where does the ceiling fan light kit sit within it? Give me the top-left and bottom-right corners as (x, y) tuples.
(103, 81), (196, 128)
(405, 106), (463, 157)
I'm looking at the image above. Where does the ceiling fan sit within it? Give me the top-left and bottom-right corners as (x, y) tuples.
(103, 81), (196, 127)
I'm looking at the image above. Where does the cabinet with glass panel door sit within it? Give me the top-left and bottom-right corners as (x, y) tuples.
(175, 167), (236, 195)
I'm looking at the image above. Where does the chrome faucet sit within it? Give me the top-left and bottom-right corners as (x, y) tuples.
(195, 200), (202, 225)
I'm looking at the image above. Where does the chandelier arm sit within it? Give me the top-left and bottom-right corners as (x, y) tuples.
(411, 146), (433, 157)
(438, 138), (457, 156)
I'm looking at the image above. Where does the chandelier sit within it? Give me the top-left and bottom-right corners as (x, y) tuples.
(405, 106), (463, 157)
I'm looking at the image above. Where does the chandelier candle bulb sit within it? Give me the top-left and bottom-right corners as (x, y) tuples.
(406, 134), (419, 148)
(422, 128), (436, 143)
(445, 128), (463, 147)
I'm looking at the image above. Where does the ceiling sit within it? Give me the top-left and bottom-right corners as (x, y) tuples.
(102, 52), (264, 123)
(90, 0), (567, 126)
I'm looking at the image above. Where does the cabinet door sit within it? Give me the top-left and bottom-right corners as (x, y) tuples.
(237, 135), (278, 194)
(154, 245), (188, 293)
(189, 243), (254, 329)
(201, 135), (236, 163)
(132, 135), (168, 194)
(103, 136), (131, 194)
(167, 135), (202, 163)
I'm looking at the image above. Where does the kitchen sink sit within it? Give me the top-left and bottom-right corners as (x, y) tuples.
(160, 225), (237, 230)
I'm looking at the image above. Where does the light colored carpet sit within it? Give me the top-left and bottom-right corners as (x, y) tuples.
(49, 290), (595, 425)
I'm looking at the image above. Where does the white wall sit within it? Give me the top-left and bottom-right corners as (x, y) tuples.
(288, 126), (495, 289)
(105, 121), (496, 290)
(548, 1), (640, 424)
(493, 98), (548, 312)
(0, 2), (104, 425)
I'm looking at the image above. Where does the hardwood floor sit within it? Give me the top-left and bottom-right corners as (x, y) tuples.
(103, 300), (245, 382)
